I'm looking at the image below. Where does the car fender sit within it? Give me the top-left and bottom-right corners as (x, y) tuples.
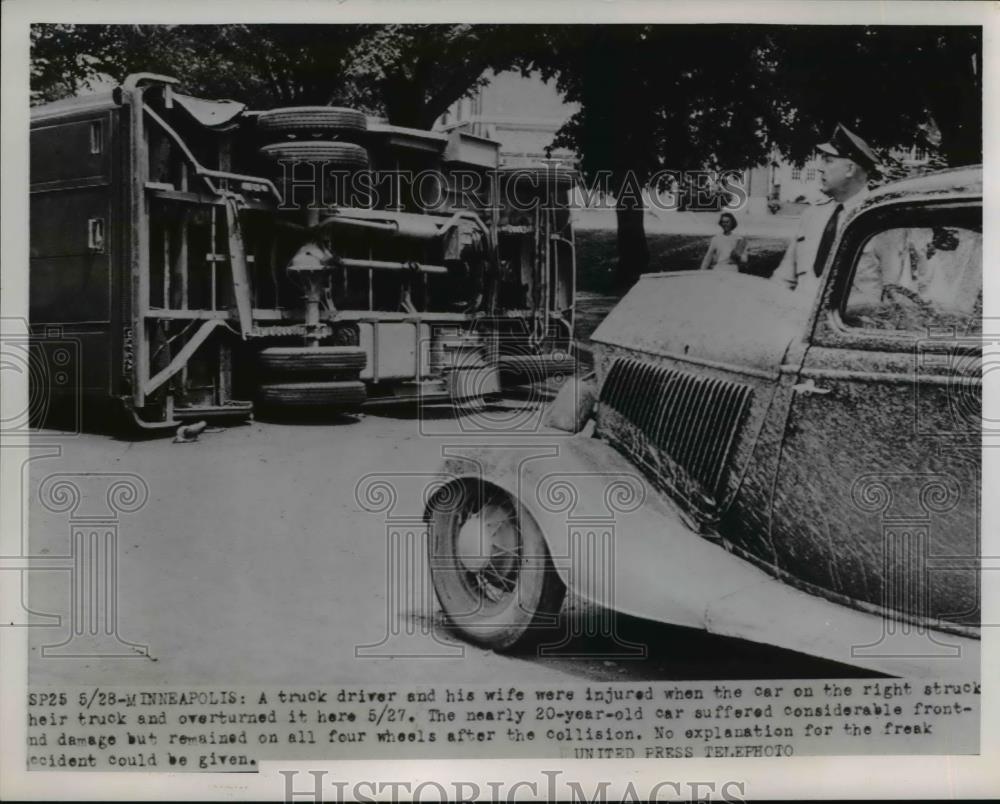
(429, 434), (979, 677)
(430, 435), (746, 632)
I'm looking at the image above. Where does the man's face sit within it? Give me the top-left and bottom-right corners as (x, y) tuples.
(818, 153), (854, 196)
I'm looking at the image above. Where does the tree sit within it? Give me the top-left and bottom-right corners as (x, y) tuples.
(768, 26), (981, 167)
(29, 23), (515, 127)
(521, 24), (981, 289)
(341, 25), (518, 129)
(32, 24), (982, 290)
(522, 25), (784, 289)
(30, 25), (373, 108)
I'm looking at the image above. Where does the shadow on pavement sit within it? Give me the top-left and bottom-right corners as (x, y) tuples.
(438, 601), (881, 681)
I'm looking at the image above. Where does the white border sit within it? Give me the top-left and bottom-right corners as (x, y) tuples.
(2, 1), (997, 800)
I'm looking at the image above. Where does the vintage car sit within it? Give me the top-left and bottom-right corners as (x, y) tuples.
(425, 166), (982, 677)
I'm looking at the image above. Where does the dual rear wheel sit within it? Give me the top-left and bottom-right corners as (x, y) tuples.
(256, 106), (370, 205)
(255, 345), (367, 412)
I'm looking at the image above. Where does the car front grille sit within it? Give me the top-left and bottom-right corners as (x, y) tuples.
(598, 356), (753, 527)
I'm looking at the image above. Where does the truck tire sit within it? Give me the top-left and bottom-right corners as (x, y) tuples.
(259, 141), (369, 170)
(257, 346), (367, 378)
(257, 106), (367, 137)
(427, 479), (565, 651)
(257, 380), (367, 408)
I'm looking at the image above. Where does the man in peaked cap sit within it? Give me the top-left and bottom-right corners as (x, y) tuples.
(774, 123), (881, 295)
(817, 122), (881, 176)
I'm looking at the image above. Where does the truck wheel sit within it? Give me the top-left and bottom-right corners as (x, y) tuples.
(257, 346), (367, 378)
(428, 480), (565, 651)
(256, 106), (367, 137)
(259, 141), (369, 170)
(257, 380), (367, 408)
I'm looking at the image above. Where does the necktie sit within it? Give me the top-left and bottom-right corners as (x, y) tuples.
(814, 202), (844, 277)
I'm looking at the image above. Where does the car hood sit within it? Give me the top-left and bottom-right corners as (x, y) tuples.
(590, 271), (811, 375)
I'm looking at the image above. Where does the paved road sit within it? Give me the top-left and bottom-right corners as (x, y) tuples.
(25, 408), (861, 687)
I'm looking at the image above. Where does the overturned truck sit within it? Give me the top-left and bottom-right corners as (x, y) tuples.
(29, 73), (578, 430)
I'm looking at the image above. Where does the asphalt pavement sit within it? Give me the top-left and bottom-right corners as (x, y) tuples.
(25, 407), (860, 687)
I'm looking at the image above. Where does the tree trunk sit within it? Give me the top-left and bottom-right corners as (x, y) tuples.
(615, 203), (649, 292)
(381, 77), (427, 129)
(930, 93), (981, 167)
(925, 42), (982, 167)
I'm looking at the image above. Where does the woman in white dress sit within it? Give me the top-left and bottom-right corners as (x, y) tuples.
(700, 212), (747, 273)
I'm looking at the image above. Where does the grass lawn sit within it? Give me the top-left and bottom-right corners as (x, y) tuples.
(575, 230), (788, 294)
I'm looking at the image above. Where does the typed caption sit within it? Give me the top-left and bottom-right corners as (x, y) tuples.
(27, 680), (979, 770)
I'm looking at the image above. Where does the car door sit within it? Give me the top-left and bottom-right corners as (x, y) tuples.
(770, 198), (981, 641)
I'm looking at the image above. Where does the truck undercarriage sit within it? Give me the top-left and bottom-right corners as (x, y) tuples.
(30, 73), (578, 430)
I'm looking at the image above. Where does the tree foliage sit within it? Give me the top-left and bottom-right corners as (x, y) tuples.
(521, 24), (980, 177)
(29, 23), (514, 127)
(340, 24), (518, 128)
(31, 23), (981, 289)
(516, 24), (980, 287)
(767, 26), (981, 167)
(518, 25), (790, 287)
(526, 27), (783, 177)
(31, 22), (981, 164)
(30, 25), (371, 107)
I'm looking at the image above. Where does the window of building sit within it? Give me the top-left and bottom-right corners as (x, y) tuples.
(805, 167), (817, 182)
(791, 167), (802, 181)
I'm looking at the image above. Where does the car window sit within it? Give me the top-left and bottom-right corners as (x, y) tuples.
(842, 225), (982, 334)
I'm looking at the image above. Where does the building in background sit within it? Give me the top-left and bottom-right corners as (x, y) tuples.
(438, 72), (935, 216)
(436, 70), (578, 168)
(768, 144), (933, 206)
(769, 157), (823, 204)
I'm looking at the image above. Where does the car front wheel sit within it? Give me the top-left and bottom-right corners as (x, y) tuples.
(428, 480), (565, 651)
